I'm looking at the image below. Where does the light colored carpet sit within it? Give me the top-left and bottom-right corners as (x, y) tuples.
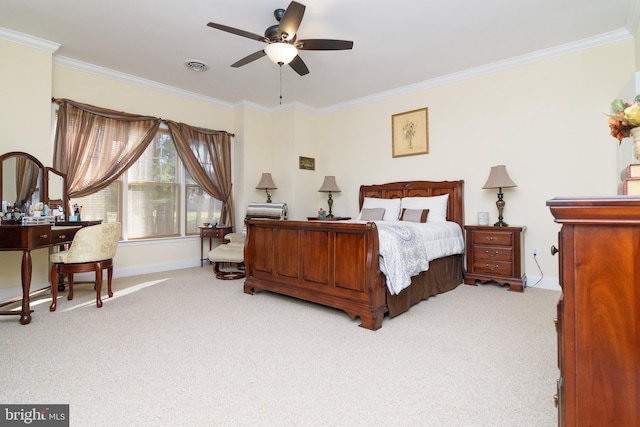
(0, 267), (559, 426)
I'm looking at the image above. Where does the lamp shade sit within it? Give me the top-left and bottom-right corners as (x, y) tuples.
(264, 42), (298, 65)
(318, 176), (341, 193)
(482, 165), (517, 189)
(256, 173), (277, 190)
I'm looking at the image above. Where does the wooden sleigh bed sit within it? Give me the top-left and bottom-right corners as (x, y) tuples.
(243, 180), (465, 330)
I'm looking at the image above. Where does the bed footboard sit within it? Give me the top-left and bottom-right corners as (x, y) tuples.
(244, 219), (387, 330)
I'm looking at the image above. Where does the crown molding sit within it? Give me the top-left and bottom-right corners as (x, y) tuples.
(37, 26), (636, 116)
(232, 100), (273, 114)
(320, 28), (634, 114)
(53, 55), (236, 110)
(0, 27), (60, 53)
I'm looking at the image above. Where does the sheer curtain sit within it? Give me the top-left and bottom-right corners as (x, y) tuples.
(166, 121), (235, 228)
(53, 99), (161, 198)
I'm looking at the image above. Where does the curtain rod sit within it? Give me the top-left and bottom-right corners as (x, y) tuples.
(52, 97), (235, 138)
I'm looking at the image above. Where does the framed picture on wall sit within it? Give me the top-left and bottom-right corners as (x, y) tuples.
(392, 107), (429, 157)
(299, 156), (315, 170)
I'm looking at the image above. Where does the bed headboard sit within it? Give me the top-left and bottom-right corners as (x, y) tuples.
(359, 180), (465, 229)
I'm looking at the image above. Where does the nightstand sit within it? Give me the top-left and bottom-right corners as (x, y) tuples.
(464, 225), (526, 292)
(199, 226), (232, 267)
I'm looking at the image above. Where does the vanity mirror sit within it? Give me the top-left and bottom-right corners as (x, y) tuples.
(0, 152), (69, 221)
(44, 167), (69, 220)
(0, 151), (44, 216)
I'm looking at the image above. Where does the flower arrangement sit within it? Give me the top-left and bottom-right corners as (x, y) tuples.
(402, 120), (416, 148)
(608, 95), (640, 142)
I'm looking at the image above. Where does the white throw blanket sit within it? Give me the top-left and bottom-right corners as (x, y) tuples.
(377, 222), (431, 295)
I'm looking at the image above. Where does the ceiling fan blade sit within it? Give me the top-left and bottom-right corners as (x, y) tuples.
(231, 50), (266, 68)
(207, 22), (268, 43)
(296, 39), (354, 51)
(289, 55), (309, 76)
(278, 1), (306, 41)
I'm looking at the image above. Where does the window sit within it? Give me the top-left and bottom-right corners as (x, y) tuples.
(185, 170), (222, 234)
(70, 130), (222, 240)
(128, 131), (179, 239)
(71, 181), (121, 225)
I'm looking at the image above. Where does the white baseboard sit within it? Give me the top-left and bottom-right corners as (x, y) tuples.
(112, 259), (201, 279)
(0, 284), (50, 303)
(525, 275), (561, 292)
(0, 260), (203, 303)
(71, 258), (202, 282)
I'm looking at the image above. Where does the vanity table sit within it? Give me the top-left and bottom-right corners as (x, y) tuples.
(0, 151), (77, 324)
(0, 224), (80, 324)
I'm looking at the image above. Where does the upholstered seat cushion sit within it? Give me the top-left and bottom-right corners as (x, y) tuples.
(49, 250), (68, 264)
(208, 234), (243, 261)
(49, 223), (120, 264)
(209, 244), (244, 263)
(208, 233), (245, 262)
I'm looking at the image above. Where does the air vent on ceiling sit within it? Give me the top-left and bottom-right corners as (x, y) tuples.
(185, 60), (209, 72)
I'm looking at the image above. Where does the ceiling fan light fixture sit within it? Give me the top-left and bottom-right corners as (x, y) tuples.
(264, 42), (298, 65)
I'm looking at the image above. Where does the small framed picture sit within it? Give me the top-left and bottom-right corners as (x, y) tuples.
(392, 107), (429, 157)
(299, 156), (315, 170)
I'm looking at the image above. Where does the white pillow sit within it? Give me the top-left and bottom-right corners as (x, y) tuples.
(400, 194), (449, 222)
(358, 197), (402, 221)
(359, 207), (385, 221)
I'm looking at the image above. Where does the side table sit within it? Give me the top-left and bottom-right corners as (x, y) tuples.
(199, 226), (232, 267)
(463, 225), (526, 292)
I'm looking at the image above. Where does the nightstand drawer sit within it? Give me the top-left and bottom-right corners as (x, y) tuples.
(472, 230), (513, 246)
(471, 260), (514, 277)
(473, 246), (513, 262)
(200, 227), (231, 239)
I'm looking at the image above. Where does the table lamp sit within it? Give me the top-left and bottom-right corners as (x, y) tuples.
(318, 176), (341, 218)
(255, 173), (277, 203)
(482, 165), (517, 226)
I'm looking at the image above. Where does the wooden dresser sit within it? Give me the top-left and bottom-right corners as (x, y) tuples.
(547, 197), (640, 426)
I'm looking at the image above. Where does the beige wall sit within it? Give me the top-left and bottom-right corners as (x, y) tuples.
(1, 30), (637, 296)
(636, 16), (640, 71)
(314, 40), (635, 285)
(0, 38), (56, 289)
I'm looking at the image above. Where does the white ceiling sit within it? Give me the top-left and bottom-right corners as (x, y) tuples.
(1, 0), (638, 110)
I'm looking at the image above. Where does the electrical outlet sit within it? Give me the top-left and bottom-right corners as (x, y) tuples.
(532, 247), (538, 257)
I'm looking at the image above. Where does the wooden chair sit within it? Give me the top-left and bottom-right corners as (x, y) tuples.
(49, 223), (120, 311)
(208, 232), (245, 280)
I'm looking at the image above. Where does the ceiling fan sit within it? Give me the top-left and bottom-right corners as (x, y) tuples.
(207, 1), (353, 76)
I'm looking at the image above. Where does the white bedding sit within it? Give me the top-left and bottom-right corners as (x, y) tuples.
(353, 220), (465, 295)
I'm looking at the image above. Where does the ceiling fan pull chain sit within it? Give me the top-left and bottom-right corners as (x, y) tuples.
(279, 64), (283, 105)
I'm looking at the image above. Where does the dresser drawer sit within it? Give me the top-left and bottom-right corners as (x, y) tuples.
(51, 226), (80, 244)
(473, 245), (513, 262)
(472, 230), (513, 246)
(28, 226), (52, 247)
(471, 260), (514, 277)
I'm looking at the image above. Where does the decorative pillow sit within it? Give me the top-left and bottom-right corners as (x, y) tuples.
(358, 197), (402, 221)
(400, 208), (429, 223)
(359, 207), (385, 221)
(400, 194), (449, 223)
